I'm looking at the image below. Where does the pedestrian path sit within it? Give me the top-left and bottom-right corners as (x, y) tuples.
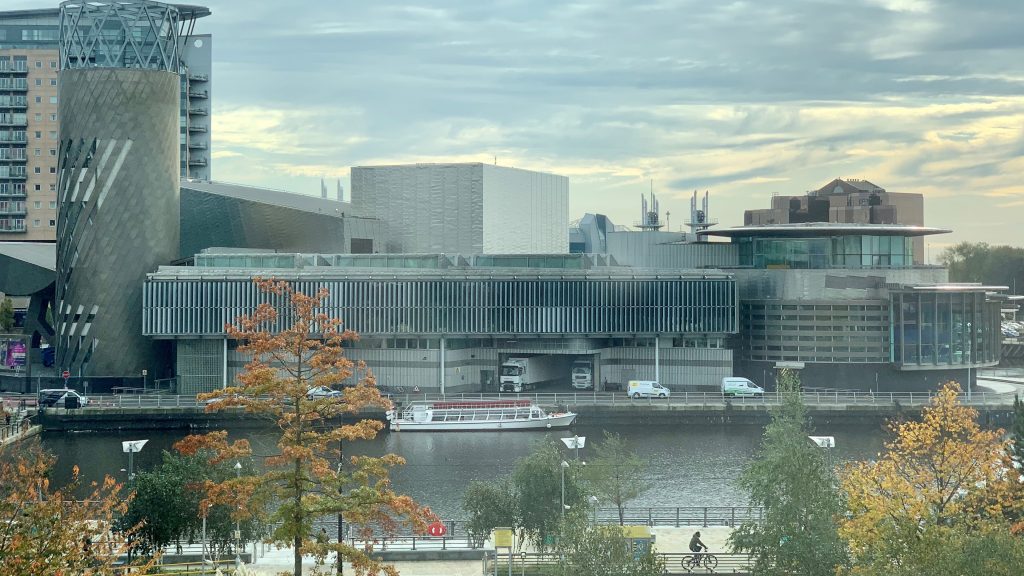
(239, 527), (736, 575)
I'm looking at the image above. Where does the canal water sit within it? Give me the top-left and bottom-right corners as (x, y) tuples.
(37, 422), (887, 519)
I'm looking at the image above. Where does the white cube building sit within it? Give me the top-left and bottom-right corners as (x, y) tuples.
(350, 163), (568, 254)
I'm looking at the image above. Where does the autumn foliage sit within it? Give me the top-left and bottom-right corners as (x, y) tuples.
(839, 381), (1024, 574)
(175, 278), (434, 576)
(0, 444), (156, 575)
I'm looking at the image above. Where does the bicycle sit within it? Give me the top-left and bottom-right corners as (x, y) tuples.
(680, 551), (718, 571)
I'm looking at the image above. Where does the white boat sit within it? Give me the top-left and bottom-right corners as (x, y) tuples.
(386, 400), (577, 432)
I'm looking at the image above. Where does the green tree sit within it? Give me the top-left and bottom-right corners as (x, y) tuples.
(463, 478), (517, 547)
(940, 242), (1024, 293)
(512, 438), (586, 551)
(176, 278), (434, 576)
(729, 369), (848, 576)
(0, 297), (14, 332)
(121, 450), (263, 558)
(463, 437), (586, 551)
(556, 517), (665, 576)
(582, 431), (646, 525)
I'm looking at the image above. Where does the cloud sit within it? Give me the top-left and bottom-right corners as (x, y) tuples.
(200, 0), (1024, 246)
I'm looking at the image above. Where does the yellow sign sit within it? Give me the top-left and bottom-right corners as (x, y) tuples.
(493, 528), (513, 548)
(620, 525), (651, 539)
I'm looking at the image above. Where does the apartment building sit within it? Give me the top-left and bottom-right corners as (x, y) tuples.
(0, 5), (212, 242)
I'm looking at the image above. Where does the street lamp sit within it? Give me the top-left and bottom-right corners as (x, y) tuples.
(560, 460), (570, 520)
(234, 462), (242, 569)
(587, 495), (599, 527)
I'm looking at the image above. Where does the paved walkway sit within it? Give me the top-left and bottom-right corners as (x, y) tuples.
(242, 527), (736, 575)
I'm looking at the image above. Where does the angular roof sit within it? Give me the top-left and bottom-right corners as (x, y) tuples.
(0, 242), (56, 296)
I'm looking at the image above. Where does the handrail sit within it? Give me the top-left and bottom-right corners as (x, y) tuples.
(14, 388), (1016, 412)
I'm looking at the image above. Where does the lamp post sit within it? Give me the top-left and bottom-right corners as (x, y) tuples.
(588, 496), (599, 527)
(234, 462), (242, 569)
(560, 460), (570, 520)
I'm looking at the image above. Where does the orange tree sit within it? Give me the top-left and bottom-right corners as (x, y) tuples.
(839, 381), (1022, 574)
(175, 278), (434, 576)
(0, 444), (155, 575)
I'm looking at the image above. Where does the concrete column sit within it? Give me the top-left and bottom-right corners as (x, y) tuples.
(440, 337), (446, 395)
(222, 337), (228, 389)
(654, 336), (660, 383)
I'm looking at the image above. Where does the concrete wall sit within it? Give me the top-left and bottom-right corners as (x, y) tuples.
(481, 164), (568, 253)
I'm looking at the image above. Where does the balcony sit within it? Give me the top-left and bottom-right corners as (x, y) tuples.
(0, 80), (28, 92)
(187, 141), (207, 150)
(187, 158), (208, 167)
(0, 218), (26, 232)
(188, 107), (208, 116)
(188, 72), (208, 82)
(0, 203), (27, 216)
(187, 125), (207, 133)
(187, 89), (208, 99)
(0, 64), (28, 74)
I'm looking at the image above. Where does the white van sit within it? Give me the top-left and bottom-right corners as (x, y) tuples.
(38, 388), (89, 408)
(627, 380), (671, 399)
(721, 377), (764, 398)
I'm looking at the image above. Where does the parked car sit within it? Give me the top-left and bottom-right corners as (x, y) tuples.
(38, 388), (89, 408)
(306, 386), (344, 400)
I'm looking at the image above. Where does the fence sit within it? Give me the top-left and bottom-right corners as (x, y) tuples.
(485, 551), (755, 575)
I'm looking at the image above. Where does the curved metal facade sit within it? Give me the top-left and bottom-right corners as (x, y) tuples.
(56, 68), (179, 376)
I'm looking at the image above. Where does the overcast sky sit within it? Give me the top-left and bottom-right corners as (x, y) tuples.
(20, 0), (1024, 253)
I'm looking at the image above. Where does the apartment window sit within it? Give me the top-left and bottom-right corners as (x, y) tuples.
(33, 167), (40, 174)
(34, 79), (41, 86)
(48, 149), (55, 156)
(49, 114), (56, 121)
(34, 184), (40, 191)
(32, 219), (40, 227)
(49, 184), (55, 191)
(34, 131), (41, 139)
(33, 148), (40, 156)
(49, 61), (56, 69)
(33, 201), (41, 209)
(48, 219), (55, 227)
(34, 113), (41, 121)
(49, 97), (57, 104)
(35, 61), (41, 68)
(34, 96), (41, 103)
(49, 79), (56, 86)
(49, 200), (56, 209)
(48, 166), (55, 174)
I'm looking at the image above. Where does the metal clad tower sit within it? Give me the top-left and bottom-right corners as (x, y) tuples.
(56, 1), (182, 378)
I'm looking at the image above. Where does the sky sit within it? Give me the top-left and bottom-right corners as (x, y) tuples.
(17, 0), (1024, 254)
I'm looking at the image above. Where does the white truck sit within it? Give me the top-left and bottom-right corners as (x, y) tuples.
(499, 356), (563, 392)
(570, 359), (594, 390)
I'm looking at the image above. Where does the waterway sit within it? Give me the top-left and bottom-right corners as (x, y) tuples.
(36, 422), (888, 519)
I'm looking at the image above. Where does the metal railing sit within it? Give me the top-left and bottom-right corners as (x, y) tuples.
(486, 551), (754, 575)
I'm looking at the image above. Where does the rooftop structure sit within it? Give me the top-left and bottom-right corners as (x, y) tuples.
(744, 178), (926, 264)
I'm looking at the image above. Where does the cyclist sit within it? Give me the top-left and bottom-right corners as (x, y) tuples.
(689, 531), (707, 564)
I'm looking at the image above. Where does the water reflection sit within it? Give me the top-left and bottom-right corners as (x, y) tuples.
(39, 423), (886, 518)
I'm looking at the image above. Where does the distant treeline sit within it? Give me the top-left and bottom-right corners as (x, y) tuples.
(940, 242), (1024, 294)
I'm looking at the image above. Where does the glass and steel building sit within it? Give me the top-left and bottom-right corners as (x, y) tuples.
(143, 253), (738, 395)
(0, 2), (211, 241)
(703, 223), (1006, 389)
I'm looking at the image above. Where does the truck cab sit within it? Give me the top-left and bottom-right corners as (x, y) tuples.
(570, 360), (593, 390)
